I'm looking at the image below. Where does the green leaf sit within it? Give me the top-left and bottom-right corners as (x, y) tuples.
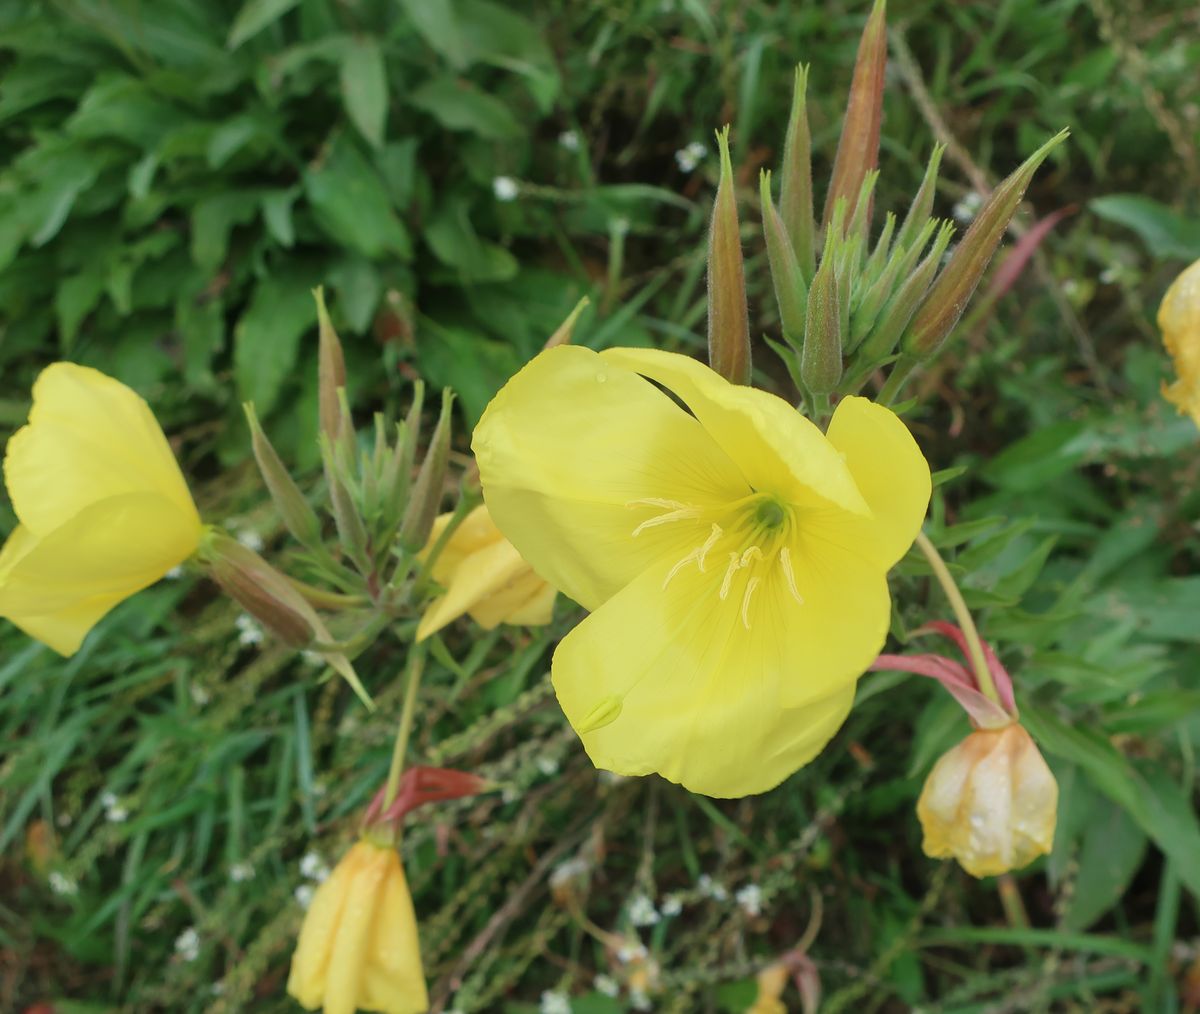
(227, 0), (301, 49)
(1064, 796), (1147, 930)
(55, 269), (107, 348)
(303, 136), (411, 259)
(410, 75), (522, 139)
(340, 36), (388, 148)
(261, 188), (299, 247)
(1091, 194), (1200, 260)
(425, 200), (518, 282)
(190, 191), (261, 271)
(234, 269), (319, 415)
(399, 0), (468, 70)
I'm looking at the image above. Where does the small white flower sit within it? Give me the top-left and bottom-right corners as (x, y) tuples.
(952, 191), (983, 224)
(630, 987), (652, 1011)
(1099, 267), (1118, 284)
(229, 861), (255, 883)
(99, 790), (118, 810)
(294, 884), (316, 909)
(105, 803), (129, 824)
(540, 989), (572, 1014)
(627, 893), (659, 927)
(175, 927), (200, 961)
(558, 130), (580, 152)
(594, 974), (620, 997)
(235, 530), (264, 552)
(236, 614), (264, 647)
(48, 872), (78, 896)
(674, 141), (707, 173)
(660, 895), (682, 917)
(735, 883), (763, 917)
(493, 176), (519, 201)
(535, 756), (560, 776)
(165, 565), (184, 580)
(299, 852), (330, 882)
(190, 684), (211, 706)
(616, 941), (648, 964)
(697, 873), (728, 901)
(550, 857), (590, 888)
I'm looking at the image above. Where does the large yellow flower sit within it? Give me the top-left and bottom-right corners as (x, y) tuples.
(288, 839), (428, 1014)
(472, 346), (930, 797)
(0, 363), (201, 655)
(416, 504), (556, 641)
(1159, 257), (1200, 426)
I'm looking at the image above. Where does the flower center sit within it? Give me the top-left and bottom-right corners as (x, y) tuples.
(628, 492), (804, 629)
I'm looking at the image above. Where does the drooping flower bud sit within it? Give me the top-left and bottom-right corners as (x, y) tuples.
(917, 723), (1057, 878)
(903, 130), (1068, 359)
(245, 403), (322, 549)
(287, 838), (427, 1014)
(822, 0), (887, 228)
(1157, 257), (1200, 426)
(706, 125), (752, 386)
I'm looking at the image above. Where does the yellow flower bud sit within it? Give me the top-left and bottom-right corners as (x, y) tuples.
(416, 504), (556, 641)
(1158, 257), (1200, 426)
(0, 363), (201, 655)
(917, 724), (1057, 878)
(288, 839), (428, 1014)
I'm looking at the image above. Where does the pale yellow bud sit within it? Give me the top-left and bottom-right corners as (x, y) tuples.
(917, 723), (1057, 878)
(1158, 257), (1200, 427)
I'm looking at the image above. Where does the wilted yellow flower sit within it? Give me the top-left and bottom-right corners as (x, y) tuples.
(473, 346), (930, 797)
(745, 962), (789, 1014)
(288, 838), (427, 1014)
(0, 363), (201, 655)
(416, 504), (556, 641)
(917, 723), (1057, 878)
(1159, 257), (1200, 426)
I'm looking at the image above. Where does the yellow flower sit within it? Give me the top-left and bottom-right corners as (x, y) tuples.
(416, 504), (556, 641)
(288, 839), (428, 1014)
(0, 363), (201, 655)
(1159, 257), (1200, 426)
(917, 723), (1057, 878)
(472, 346), (930, 797)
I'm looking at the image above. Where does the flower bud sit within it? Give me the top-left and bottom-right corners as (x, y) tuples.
(544, 296), (591, 350)
(1157, 257), (1200, 426)
(760, 170), (808, 348)
(903, 130), (1068, 359)
(822, 0), (887, 228)
(707, 125), (752, 386)
(288, 838), (427, 1014)
(244, 403), (322, 549)
(398, 388), (454, 551)
(917, 723), (1057, 878)
(780, 64), (816, 282)
(313, 287), (347, 446)
(893, 144), (946, 255)
(799, 232), (843, 395)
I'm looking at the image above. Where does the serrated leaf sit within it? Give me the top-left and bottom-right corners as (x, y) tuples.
(340, 36), (387, 148)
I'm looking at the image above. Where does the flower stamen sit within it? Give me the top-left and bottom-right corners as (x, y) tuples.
(779, 546), (805, 605)
(741, 576), (760, 629)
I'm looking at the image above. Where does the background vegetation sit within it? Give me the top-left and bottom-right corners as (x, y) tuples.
(2, 0), (1199, 1010)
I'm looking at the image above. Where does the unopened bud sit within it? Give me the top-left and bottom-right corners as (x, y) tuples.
(822, 0), (887, 228)
(903, 130), (1068, 359)
(780, 64), (816, 281)
(893, 144), (946, 255)
(800, 235), (843, 396)
(917, 723), (1057, 878)
(759, 170), (807, 348)
(544, 296), (591, 350)
(399, 388), (454, 550)
(707, 125), (752, 385)
(313, 288), (347, 445)
(321, 431), (370, 572)
(244, 403), (321, 548)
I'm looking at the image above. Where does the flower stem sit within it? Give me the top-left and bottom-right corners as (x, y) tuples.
(913, 530), (1000, 705)
(382, 643), (427, 825)
(878, 356), (917, 405)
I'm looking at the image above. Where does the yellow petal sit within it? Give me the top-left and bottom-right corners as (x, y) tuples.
(0, 494), (201, 655)
(424, 506), (501, 584)
(324, 843), (390, 1014)
(824, 395), (931, 568)
(4, 363), (198, 536)
(418, 537), (530, 640)
(288, 848), (359, 1009)
(1158, 257), (1200, 426)
(601, 347), (870, 516)
(483, 577), (556, 627)
(359, 855), (428, 1014)
(473, 345), (749, 610)
(551, 559), (858, 797)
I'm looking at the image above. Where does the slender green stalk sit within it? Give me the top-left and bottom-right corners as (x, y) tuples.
(382, 643), (427, 821)
(877, 356), (917, 404)
(914, 531), (999, 705)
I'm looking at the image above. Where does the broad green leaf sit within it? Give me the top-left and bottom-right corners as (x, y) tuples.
(1091, 194), (1200, 260)
(227, 0), (301, 49)
(261, 188), (299, 247)
(410, 76), (522, 139)
(55, 269), (107, 347)
(65, 77), (180, 149)
(1064, 796), (1147, 930)
(399, 0), (468, 69)
(425, 200), (518, 282)
(303, 136), (411, 259)
(339, 35), (388, 148)
(234, 270), (319, 415)
(190, 191), (261, 271)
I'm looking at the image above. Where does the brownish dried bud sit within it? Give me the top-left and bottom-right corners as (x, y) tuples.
(314, 287), (347, 444)
(707, 125), (752, 386)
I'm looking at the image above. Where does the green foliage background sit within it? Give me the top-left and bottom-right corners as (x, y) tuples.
(2, 0), (1199, 1011)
